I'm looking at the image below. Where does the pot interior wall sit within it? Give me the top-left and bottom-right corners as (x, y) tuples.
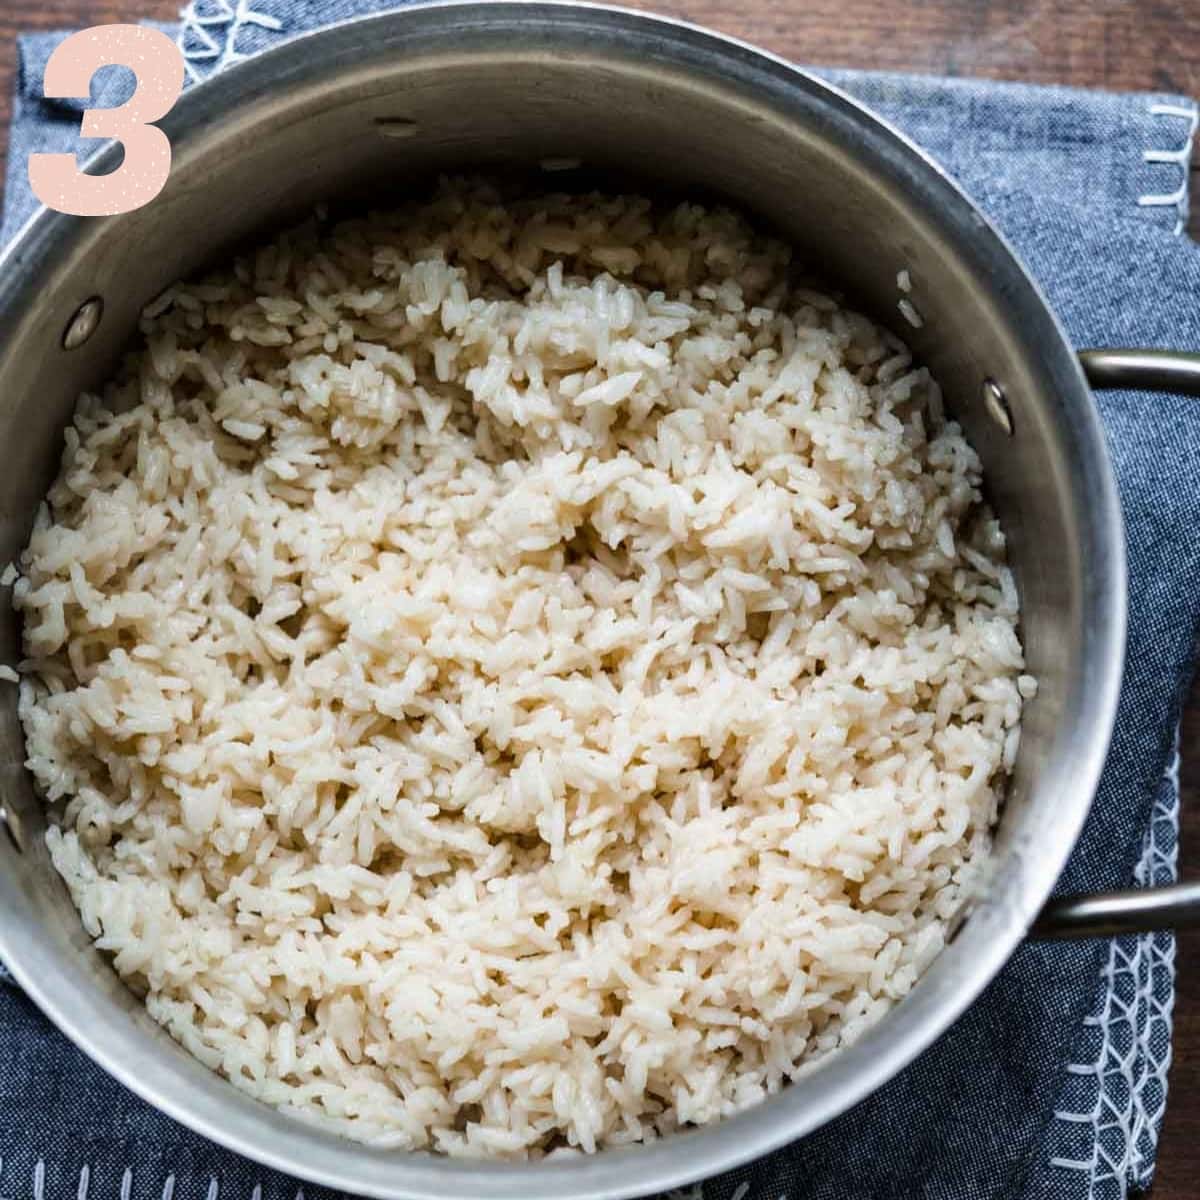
(0, 6), (1121, 1193)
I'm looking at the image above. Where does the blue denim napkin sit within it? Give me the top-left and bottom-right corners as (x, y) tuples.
(1, 6), (1198, 1200)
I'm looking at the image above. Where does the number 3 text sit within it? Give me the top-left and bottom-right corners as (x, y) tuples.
(28, 26), (184, 217)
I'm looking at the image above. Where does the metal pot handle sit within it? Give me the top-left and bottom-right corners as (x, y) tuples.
(1077, 348), (1200, 397)
(1031, 347), (1200, 939)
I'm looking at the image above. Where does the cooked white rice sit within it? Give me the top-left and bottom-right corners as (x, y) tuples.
(13, 181), (1032, 1157)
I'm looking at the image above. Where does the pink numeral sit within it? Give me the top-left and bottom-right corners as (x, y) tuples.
(29, 26), (184, 217)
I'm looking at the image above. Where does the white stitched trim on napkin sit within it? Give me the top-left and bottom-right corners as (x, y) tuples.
(1138, 102), (1199, 235)
(0, 1160), (316, 1200)
(177, 0), (283, 83)
(1048, 742), (1180, 1199)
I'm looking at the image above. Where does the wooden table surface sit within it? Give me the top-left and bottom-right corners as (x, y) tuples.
(1, 1), (1198, 1195)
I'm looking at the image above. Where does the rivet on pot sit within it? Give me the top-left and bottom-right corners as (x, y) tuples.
(982, 378), (1013, 436)
(62, 297), (103, 351)
(0, 804), (24, 853)
(373, 117), (419, 139)
(945, 902), (972, 944)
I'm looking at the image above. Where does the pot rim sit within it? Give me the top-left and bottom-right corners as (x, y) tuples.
(0, 4), (1126, 1198)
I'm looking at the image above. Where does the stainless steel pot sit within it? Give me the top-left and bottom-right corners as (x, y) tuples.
(0, 4), (1196, 1197)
